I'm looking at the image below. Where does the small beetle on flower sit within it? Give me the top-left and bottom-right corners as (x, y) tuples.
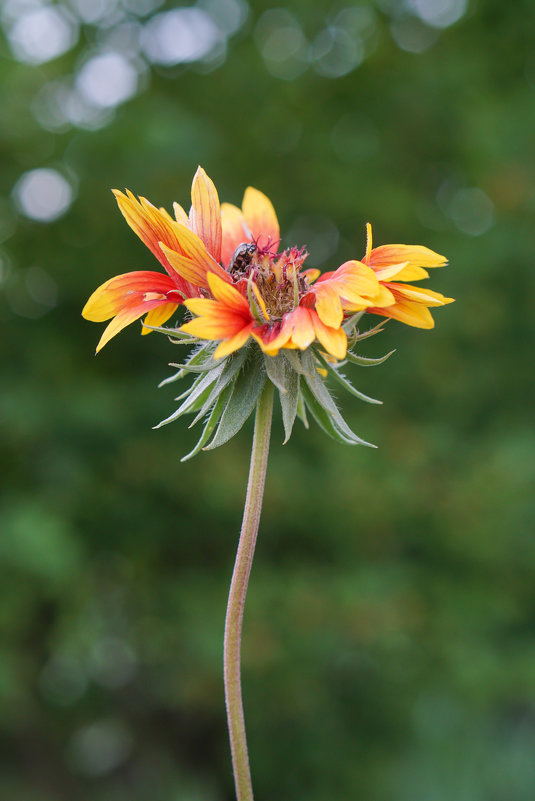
(83, 167), (453, 456)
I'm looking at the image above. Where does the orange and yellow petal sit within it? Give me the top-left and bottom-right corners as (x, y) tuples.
(310, 313), (347, 360)
(82, 271), (179, 322)
(388, 283), (454, 307)
(285, 306), (316, 350)
(368, 299), (435, 329)
(221, 203), (251, 268)
(189, 166), (222, 263)
(251, 320), (292, 356)
(213, 325), (254, 359)
(94, 297), (176, 352)
(141, 302), (178, 334)
(113, 190), (191, 277)
(173, 201), (189, 225)
(242, 187), (279, 246)
(311, 260), (392, 326)
(207, 272), (251, 315)
(159, 229), (230, 289)
(365, 228), (447, 271)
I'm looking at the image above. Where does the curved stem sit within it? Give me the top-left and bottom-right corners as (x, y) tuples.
(224, 381), (274, 801)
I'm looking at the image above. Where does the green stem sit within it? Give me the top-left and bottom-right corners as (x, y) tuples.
(224, 381), (274, 801)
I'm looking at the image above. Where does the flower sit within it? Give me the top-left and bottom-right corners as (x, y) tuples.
(83, 167), (417, 358)
(362, 223), (453, 328)
(83, 167), (453, 455)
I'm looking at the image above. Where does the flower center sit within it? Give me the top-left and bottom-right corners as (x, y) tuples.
(229, 242), (309, 320)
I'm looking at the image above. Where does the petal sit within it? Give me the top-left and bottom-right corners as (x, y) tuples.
(314, 283), (344, 328)
(189, 166), (222, 263)
(213, 324), (254, 359)
(159, 247), (212, 289)
(113, 190), (192, 275)
(368, 299), (435, 329)
(251, 320), (292, 356)
(388, 283), (454, 307)
(173, 202), (189, 225)
(242, 187), (279, 245)
(374, 264), (430, 282)
(365, 222), (373, 262)
(181, 311), (248, 339)
(221, 203), (251, 268)
(141, 302), (178, 334)
(368, 244), (447, 269)
(311, 313), (347, 360)
(94, 299), (169, 352)
(82, 271), (178, 322)
(286, 306), (316, 350)
(159, 228), (230, 288)
(302, 268), (321, 284)
(207, 272), (251, 314)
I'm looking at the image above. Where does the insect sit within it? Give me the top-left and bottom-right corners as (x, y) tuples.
(229, 242), (258, 276)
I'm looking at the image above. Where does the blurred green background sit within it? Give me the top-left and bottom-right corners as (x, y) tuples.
(1, 1), (534, 799)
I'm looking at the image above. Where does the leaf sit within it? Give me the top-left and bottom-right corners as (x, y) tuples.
(180, 383), (234, 462)
(141, 323), (194, 339)
(342, 310), (365, 333)
(282, 350), (307, 374)
(158, 342), (216, 385)
(300, 383), (375, 447)
(317, 352), (383, 405)
(263, 353), (289, 393)
(353, 319), (389, 342)
(204, 357), (266, 450)
(154, 364), (225, 428)
(263, 353), (300, 442)
(188, 347), (248, 427)
(280, 371), (300, 444)
(296, 391), (309, 429)
(301, 350), (375, 446)
(345, 349), (395, 367)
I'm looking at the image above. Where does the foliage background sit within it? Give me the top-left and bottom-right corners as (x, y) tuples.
(1, 1), (534, 799)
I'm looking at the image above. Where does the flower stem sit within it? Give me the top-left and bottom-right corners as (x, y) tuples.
(224, 381), (274, 801)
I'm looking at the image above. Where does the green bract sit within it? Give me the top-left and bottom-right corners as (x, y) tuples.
(146, 316), (394, 461)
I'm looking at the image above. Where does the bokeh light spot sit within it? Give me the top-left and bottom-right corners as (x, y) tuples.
(390, 15), (439, 52)
(141, 8), (220, 66)
(448, 187), (495, 236)
(407, 0), (468, 29)
(75, 52), (139, 109)
(68, 719), (133, 777)
(13, 168), (74, 223)
(7, 6), (78, 65)
(310, 26), (364, 78)
(255, 10), (308, 81)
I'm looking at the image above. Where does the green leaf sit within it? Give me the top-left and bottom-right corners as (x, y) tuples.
(279, 370), (300, 444)
(204, 357), (266, 450)
(263, 353), (289, 393)
(296, 391), (309, 429)
(282, 350), (307, 375)
(180, 383), (234, 462)
(301, 350), (375, 446)
(342, 310), (365, 333)
(300, 383), (375, 447)
(345, 349), (395, 367)
(141, 323), (194, 339)
(317, 352), (383, 405)
(264, 353), (301, 443)
(353, 319), (389, 342)
(154, 364), (225, 428)
(188, 348), (248, 427)
(158, 342), (216, 386)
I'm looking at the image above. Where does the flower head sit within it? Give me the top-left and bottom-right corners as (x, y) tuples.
(83, 167), (453, 456)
